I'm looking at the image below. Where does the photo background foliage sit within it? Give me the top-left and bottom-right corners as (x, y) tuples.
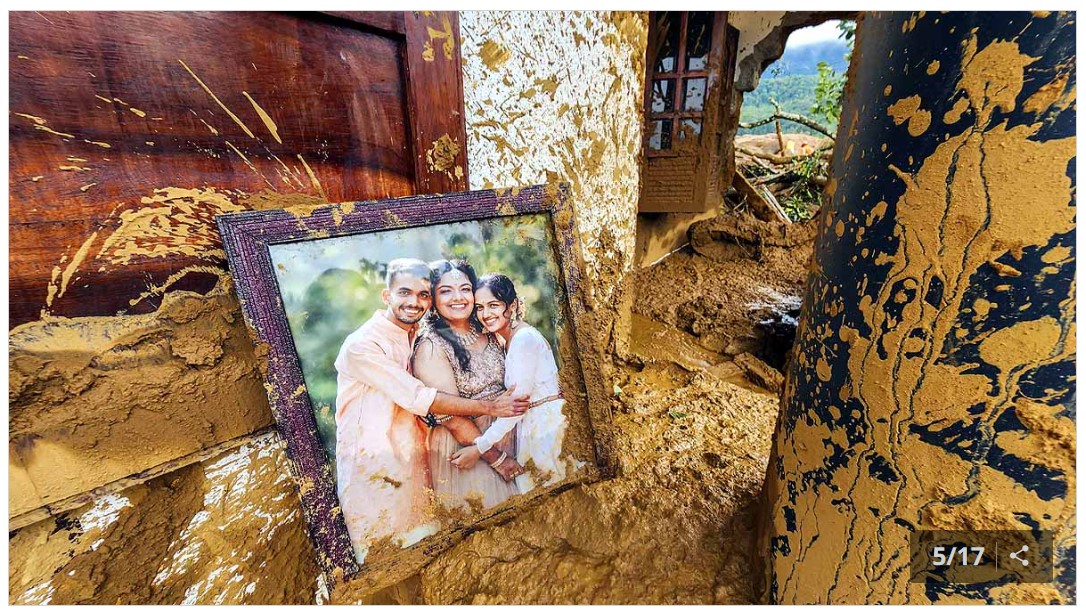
(269, 214), (562, 463)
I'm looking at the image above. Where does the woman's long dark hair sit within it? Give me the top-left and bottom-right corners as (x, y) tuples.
(423, 259), (483, 372)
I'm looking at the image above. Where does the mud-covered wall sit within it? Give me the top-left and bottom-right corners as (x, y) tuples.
(460, 10), (647, 356)
(762, 11), (1076, 604)
(729, 11), (853, 92)
(10, 11), (649, 605)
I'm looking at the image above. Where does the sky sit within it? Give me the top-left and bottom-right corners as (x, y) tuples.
(785, 20), (843, 47)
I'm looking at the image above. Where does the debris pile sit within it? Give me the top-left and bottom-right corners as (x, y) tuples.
(636, 201), (816, 383)
(730, 132), (834, 223)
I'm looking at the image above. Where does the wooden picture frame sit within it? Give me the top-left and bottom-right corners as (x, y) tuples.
(215, 184), (614, 584)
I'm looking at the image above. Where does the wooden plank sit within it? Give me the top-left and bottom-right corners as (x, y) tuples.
(10, 428), (277, 531)
(402, 11), (470, 194)
(319, 11), (405, 34)
(9, 11), (418, 327)
(733, 170), (791, 223)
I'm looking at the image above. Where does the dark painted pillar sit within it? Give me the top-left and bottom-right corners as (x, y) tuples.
(763, 11), (1075, 604)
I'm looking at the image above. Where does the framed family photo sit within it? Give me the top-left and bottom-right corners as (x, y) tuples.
(216, 184), (613, 584)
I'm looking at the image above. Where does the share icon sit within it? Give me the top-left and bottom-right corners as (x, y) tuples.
(1009, 545), (1030, 567)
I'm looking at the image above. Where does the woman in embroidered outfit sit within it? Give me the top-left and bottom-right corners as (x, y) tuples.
(412, 259), (522, 511)
(453, 273), (568, 494)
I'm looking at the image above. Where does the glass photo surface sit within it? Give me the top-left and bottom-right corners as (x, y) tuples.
(267, 213), (588, 565)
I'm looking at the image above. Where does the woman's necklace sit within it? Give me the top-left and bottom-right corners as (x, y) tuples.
(452, 327), (480, 347)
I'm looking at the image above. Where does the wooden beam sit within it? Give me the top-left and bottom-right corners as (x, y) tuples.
(403, 11), (470, 194)
(10, 428), (278, 531)
(733, 169), (791, 224)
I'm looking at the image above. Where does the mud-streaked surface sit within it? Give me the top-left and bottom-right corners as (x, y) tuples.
(9, 435), (320, 605)
(763, 12), (1076, 604)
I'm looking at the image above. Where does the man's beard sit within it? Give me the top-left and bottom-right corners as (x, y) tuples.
(394, 307), (426, 325)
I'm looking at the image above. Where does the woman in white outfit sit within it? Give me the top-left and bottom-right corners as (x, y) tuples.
(452, 273), (568, 493)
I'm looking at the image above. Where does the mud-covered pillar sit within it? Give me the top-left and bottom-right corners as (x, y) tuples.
(763, 11), (1075, 604)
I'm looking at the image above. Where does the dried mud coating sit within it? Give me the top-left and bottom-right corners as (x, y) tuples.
(763, 12), (1076, 604)
(633, 238), (811, 358)
(9, 279), (274, 515)
(9, 435), (320, 604)
(7, 187), (321, 516)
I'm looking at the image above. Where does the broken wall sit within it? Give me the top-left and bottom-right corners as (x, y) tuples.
(632, 11), (847, 267)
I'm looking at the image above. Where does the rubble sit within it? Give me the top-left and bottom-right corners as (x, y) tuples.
(731, 132), (834, 222)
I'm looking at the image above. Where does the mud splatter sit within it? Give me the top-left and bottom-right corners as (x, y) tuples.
(296, 154), (327, 201)
(50, 231), (98, 305)
(765, 15), (1076, 605)
(422, 16), (456, 62)
(479, 39), (511, 70)
(242, 91), (282, 144)
(225, 141), (273, 187)
(178, 59), (256, 139)
(14, 112), (76, 139)
(886, 94), (932, 136)
(425, 133), (460, 174)
(40, 186), (249, 312)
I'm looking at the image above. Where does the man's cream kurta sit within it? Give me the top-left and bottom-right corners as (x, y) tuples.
(334, 311), (438, 562)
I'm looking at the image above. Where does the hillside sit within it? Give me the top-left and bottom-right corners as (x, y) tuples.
(739, 38), (849, 137)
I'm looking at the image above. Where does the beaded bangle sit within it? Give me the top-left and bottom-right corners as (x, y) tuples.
(487, 451), (508, 469)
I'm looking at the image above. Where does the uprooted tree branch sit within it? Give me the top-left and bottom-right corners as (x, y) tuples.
(738, 112), (834, 138)
(730, 100), (836, 223)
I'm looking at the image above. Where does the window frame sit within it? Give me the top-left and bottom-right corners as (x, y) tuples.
(644, 11), (725, 158)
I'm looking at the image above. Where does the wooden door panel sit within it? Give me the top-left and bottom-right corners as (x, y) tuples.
(9, 11), (423, 326)
(8, 10), (470, 527)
